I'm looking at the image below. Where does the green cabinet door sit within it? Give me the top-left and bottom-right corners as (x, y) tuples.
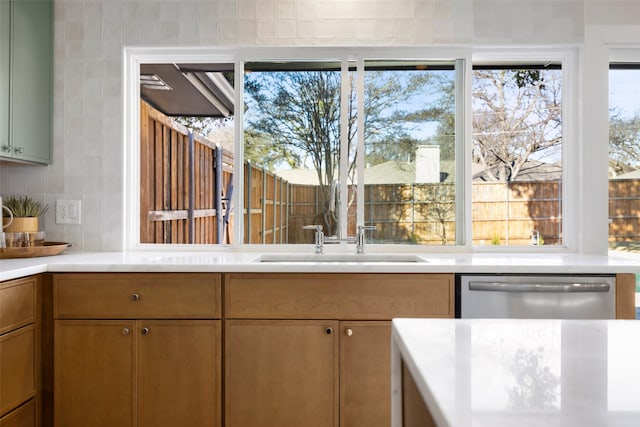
(9, 0), (52, 164)
(0, 0), (10, 156)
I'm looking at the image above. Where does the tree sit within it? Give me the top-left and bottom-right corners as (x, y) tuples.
(609, 110), (640, 172)
(424, 184), (455, 245)
(472, 69), (562, 181)
(173, 116), (231, 138)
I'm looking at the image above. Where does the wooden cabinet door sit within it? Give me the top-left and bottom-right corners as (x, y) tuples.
(340, 321), (392, 427)
(0, 399), (35, 427)
(225, 320), (339, 427)
(0, 326), (36, 417)
(137, 320), (221, 427)
(54, 321), (135, 427)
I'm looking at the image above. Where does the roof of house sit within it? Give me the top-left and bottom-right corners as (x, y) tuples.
(612, 168), (640, 179)
(275, 159), (560, 185)
(274, 160), (456, 185)
(472, 159), (562, 182)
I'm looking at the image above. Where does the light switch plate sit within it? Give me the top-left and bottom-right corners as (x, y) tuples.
(56, 200), (81, 224)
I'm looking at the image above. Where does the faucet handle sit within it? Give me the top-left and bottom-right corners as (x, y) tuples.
(303, 225), (324, 232)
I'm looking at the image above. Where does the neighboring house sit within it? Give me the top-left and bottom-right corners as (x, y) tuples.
(276, 156), (561, 186)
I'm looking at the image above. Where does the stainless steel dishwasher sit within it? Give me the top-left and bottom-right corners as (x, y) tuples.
(458, 274), (616, 319)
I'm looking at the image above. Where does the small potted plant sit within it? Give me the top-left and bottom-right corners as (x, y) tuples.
(2, 195), (48, 232)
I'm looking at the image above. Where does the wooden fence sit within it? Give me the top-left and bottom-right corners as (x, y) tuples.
(609, 179), (640, 242)
(287, 181), (562, 246)
(244, 163), (288, 244)
(140, 101), (233, 244)
(472, 181), (562, 245)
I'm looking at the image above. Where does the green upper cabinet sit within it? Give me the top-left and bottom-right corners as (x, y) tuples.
(0, 0), (52, 165)
(0, 1), (10, 154)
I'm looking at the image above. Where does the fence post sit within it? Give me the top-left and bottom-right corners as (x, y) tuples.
(262, 167), (267, 244)
(505, 182), (510, 245)
(246, 162), (252, 244)
(273, 173), (277, 244)
(215, 146), (223, 244)
(285, 181), (289, 243)
(188, 131), (195, 244)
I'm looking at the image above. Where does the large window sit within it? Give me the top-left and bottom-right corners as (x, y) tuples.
(127, 48), (576, 250)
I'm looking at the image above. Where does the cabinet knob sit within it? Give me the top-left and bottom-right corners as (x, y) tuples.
(13, 146), (24, 154)
(345, 328), (353, 337)
(141, 327), (150, 335)
(325, 327), (333, 335)
(122, 328), (130, 336)
(130, 293), (140, 301)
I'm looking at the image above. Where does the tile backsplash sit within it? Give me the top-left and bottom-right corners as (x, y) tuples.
(0, 0), (637, 251)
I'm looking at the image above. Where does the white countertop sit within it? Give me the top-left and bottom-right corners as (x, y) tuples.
(1, 249), (639, 282)
(391, 318), (640, 427)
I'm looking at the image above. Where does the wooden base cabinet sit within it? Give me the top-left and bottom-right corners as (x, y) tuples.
(224, 273), (454, 427)
(52, 273), (222, 427)
(225, 320), (392, 427)
(54, 320), (220, 427)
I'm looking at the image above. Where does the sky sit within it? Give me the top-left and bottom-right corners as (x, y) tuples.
(609, 70), (640, 117)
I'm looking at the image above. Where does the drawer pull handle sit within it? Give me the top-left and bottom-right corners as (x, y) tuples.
(345, 328), (353, 337)
(325, 327), (333, 335)
(141, 327), (150, 335)
(122, 328), (130, 336)
(130, 293), (140, 301)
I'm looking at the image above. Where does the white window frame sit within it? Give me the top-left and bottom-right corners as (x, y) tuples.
(584, 26), (640, 255)
(470, 48), (578, 252)
(123, 46), (578, 253)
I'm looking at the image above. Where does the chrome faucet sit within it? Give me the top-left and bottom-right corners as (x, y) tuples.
(356, 225), (377, 254)
(303, 225), (324, 254)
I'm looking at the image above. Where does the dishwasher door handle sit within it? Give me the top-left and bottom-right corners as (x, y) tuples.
(468, 282), (611, 293)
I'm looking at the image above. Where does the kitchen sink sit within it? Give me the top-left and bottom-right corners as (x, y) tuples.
(254, 253), (428, 263)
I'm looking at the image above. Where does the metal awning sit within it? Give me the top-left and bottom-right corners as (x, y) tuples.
(140, 63), (234, 117)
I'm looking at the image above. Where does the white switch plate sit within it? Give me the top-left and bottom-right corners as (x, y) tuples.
(56, 200), (81, 224)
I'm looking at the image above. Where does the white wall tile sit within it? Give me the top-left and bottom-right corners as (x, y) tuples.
(3, 0), (637, 251)
(160, 21), (180, 43)
(278, 0), (296, 19)
(65, 1), (84, 22)
(257, 0), (277, 19)
(84, 2), (103, 21)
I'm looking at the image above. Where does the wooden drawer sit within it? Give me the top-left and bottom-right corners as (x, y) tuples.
(0, 277), (37, 335)
(225, 273), (455, 320)
(54, 273), (221, 319)
(0, 326), (36, 417)
(0, 399), (35, 427)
